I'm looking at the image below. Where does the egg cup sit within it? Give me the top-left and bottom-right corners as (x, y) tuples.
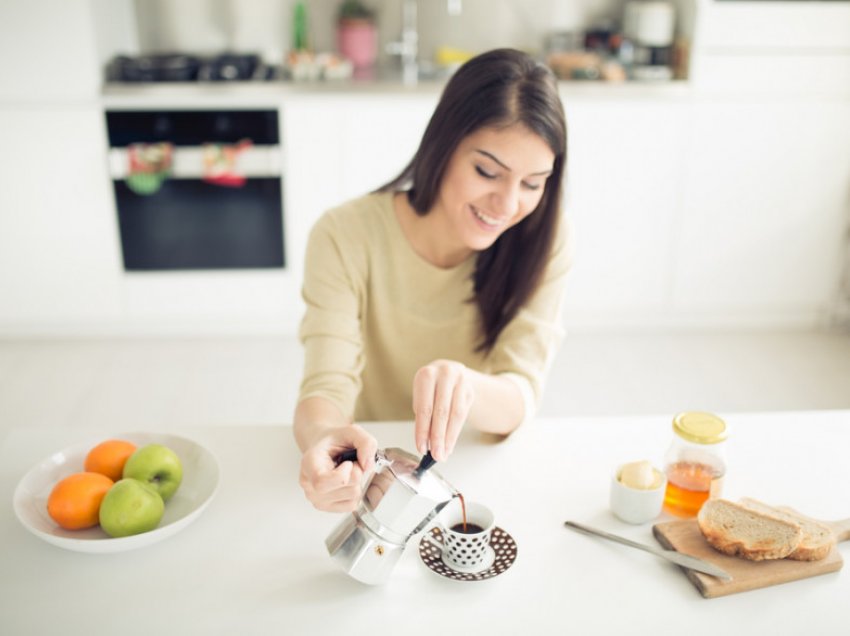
(610, 464), (667, 524)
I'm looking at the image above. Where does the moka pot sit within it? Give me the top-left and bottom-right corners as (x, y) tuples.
(325, 448), (458, 585)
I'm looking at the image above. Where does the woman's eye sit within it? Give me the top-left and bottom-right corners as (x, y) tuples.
(522, 181), (541, 191)
(475, 165), (496, 179)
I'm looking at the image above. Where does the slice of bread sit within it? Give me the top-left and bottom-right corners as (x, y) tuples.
(697, 499), (803, 561)
(739, 497), (835, 561)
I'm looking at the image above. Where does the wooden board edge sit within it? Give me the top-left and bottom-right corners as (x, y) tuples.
(652, 524), (711, 598)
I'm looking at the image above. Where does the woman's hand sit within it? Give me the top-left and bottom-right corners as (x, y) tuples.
(412, 359), (475, 462)
(298, 424), (378, 512)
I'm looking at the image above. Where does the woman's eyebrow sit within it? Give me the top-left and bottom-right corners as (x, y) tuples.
(473, 149), (552, 176)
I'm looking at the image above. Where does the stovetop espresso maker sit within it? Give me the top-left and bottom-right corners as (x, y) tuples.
(326, 448), (458, 585)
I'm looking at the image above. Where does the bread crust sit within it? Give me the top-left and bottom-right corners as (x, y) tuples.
(697, 499), (803, 561)
(738, 498), (835, 561)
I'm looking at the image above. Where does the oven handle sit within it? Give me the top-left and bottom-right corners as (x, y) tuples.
(108, 144), (282, 179)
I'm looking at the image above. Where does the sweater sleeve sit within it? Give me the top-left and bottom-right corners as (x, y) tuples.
(487, 217), (573, 424)
(297, 211), (366, 418)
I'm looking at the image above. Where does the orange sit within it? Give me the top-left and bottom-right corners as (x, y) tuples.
(47, 472), (114, 530)
(84, 439), (137, 481)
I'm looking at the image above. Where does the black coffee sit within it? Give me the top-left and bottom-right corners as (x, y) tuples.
(450, 523), (484, 534)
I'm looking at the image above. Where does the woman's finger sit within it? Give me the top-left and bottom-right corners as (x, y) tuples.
(413, 366), (437, 455)
(348, 424), (378, 473)
(428, 369), (457, 462)
(324, 497), (361, 513)
(304, 456), (362, 495)
(445, 373), (472, 456)
(302, 477), (363, 511)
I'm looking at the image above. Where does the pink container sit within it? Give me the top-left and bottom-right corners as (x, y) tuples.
(337, 20), (377, 69)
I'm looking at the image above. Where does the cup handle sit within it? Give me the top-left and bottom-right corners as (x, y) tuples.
(423, 533), (445, 551)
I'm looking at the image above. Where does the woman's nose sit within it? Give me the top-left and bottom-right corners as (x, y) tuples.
(493, 181), (521, 217)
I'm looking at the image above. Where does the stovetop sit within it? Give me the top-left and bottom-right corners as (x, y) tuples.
(106, 53), (281, 83)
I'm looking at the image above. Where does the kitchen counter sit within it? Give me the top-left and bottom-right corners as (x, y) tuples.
(99, 78), (695, 108)
(2, 411), (848, 635)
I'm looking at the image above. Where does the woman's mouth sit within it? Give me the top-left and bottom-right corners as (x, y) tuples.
(471, 205), (505, 229)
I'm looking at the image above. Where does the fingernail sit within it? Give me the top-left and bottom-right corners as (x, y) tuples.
(432, 443), (444, 462)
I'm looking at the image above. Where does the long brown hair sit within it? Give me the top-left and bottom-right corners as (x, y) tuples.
(380, 48), (567, 352)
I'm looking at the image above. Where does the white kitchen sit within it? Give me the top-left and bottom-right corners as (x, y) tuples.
(2, 1), (850, 633)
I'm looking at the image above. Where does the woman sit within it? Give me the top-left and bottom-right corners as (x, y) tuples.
(295, 48), (570, 512)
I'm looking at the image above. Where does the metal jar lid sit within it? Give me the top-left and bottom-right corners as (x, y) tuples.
(672, 412), (727, 444)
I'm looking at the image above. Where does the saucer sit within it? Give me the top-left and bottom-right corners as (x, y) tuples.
(418, 526), (518, 582)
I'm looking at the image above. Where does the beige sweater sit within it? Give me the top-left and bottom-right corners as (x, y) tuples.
(298, 191), (571, 422)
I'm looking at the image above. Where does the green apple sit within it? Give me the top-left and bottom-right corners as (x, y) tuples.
(122, 443), (183, 502)
(99, 479), (164, 537)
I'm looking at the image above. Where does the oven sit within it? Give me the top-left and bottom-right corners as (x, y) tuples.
(106, 108), (285, 271)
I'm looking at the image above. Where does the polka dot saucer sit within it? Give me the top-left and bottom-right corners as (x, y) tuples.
(418, 526), (518, 582)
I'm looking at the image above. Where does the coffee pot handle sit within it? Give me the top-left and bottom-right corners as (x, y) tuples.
(333, 448), (360, 466)
(334, 449), (437, 475)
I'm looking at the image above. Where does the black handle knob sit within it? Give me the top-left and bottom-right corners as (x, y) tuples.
(334, 448), (359, 466)
(414, 451), (436, 475)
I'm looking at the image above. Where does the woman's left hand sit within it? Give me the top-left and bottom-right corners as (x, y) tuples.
(412, 359), (475, 462)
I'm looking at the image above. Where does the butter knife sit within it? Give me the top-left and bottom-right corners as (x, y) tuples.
(564, 521), (732, 581)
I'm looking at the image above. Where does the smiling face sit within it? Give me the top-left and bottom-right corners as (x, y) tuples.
(429, 123), (555, 264)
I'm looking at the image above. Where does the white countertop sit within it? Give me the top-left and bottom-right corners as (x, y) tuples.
(2, 411), (848, 635)
(99, 79), (695, 108)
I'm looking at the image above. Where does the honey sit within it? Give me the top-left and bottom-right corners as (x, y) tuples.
(662, 412), (728, 518)
(663, 461), (724, 517)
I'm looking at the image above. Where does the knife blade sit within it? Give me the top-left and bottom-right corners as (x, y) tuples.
(564, 520), (732, 581)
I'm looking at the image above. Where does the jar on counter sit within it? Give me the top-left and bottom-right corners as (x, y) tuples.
(662, 412), (727, 518)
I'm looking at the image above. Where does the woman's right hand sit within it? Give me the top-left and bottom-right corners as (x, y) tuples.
(298, 424), (378, 513)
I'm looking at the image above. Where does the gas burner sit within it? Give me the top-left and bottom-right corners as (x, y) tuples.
(107, 54), (201, 83)
(106, 53), (278, 83)
(198, 53), (261, 81)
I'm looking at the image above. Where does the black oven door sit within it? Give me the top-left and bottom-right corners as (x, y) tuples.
(106, 109), (285, 271)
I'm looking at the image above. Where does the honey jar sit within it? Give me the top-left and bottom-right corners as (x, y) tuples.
(662, 412), (727, 518)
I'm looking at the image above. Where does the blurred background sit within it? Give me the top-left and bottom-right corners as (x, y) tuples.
(1, 0), (849, 428)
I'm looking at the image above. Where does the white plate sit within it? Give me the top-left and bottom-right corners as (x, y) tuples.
(13, 432), (220, 553)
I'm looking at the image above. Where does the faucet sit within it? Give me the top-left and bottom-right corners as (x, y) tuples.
(386, 0), (462, 86)
(386, 0), (419, 85)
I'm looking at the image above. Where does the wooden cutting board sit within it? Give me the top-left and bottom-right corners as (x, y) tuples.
(652, 515), (850, 599)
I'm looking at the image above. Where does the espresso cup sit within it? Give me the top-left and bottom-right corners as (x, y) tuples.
(425, 500), (495, 571)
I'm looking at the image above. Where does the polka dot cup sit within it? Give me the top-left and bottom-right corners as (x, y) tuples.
(425, 501), (495, 572)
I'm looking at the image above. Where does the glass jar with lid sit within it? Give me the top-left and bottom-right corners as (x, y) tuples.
(662, 412), (727, 518)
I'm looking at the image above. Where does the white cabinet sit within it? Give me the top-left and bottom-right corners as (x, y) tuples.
(673, 98), (850, 324)
(0, 1), (119, 332)
(556, 86), (850, 329)
(0, 107), (122, 327)
(691, 0), (850, 95)
(0, 0), (101, 102)
(282, 98), (347, 312)
(560, 95), (690, 325)
(334, 94), (437, 200)
(282, 93), (436, 290)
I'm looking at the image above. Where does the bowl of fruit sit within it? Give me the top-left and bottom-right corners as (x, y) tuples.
(13, 432), (220, 553)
